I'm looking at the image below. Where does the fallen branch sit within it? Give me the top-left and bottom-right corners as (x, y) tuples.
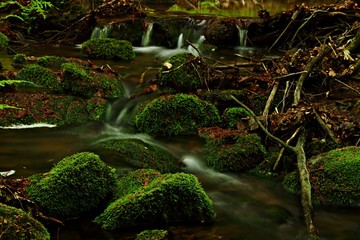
(313, 109), (340, 144)
(294, 44), (331, 105)
(262, 81), (279, 117)
(230, 95), (319, 239)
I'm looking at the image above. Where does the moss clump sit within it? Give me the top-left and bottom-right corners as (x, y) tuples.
(204, 133), (266, 173)
(38, 55), (66, 68)
(13, 53), (27, 64)
(90, 139), (179, 173)
(136, 229), (168, 240)
(87, 97), (108, 121)
(26, 152), (117, 218)
(16, 64), (62, 91)
(81, 38), (135, 60)
(135, 94), (220, 136)
(283, 146), (360, 207)
(157, 53), (203, 92)
(95, 170), (216, 229)
(61, 62), (124, 99)
(310, 146), (360, 207)
(222, 107), (250, 129)
(0, 203), (50, 240)
(0, 32), (9, 49)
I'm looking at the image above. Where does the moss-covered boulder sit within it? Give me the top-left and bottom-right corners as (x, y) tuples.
(81, 38), (135, 60)
(13, 53), (27, 65)
(135, 94), (220, 136)
(95, 169), (216, 229)
(38, 55), (66, 68)
(0, 32), (8, 49)
(136, 229), (168, 240)
(203, 133), (266, 173)
(283, 146), (360, 207)
(26, 152), (118, 218)
(0, 92), (92, 126)
(222, 107), (250, 129)
(0, 203), (50, 240)
(157, 53), (205, 92)
(86, 97), (109, 121)
(16, 64), (62, 91)
(61, 62), (124, 99)
(90, 139), (179, 173)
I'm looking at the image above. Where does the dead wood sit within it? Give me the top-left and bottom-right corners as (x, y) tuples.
(231, 95), (319, 239)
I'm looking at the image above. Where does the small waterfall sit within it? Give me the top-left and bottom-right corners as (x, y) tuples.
(141, 23), (154, 47)
(177, 33), (184, 49)
(91, 25), (111, 39)
(236, 25), (248, 47)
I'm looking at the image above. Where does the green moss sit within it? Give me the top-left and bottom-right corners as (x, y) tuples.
(81, 38), (135, 60)
(283, 147), (360, 207)
(26, 152), (118, 218)
(311, 146), (360, 207)
(135, 94), (220, 136)
(13, 54), (27, 64)
(157, 53), (206, 92)
(61, 62), (124, 99)
(16, 64), (62, 91)
(0, 203), (50, 240)
(204, 133), (266, 173)
(95, 171), (216, 229)
(222, 107), (250, 129)
(64, 100), (90, 125)
(136, 229), (168, 240)
(91, 139), (179, 173)
(0, 32), (9, 49)
(87, 97), (108, 121)
(38, 55), (66, 68)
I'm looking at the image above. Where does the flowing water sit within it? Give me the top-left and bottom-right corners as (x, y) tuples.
(1, 1), (359, 239)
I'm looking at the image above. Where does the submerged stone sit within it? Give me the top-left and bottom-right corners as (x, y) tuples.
(0, 203), (50, 240)
(203, 133), (266, 173)
(90, 138), (179, 173)
(283, 146), (360, 207)
(26, 152), (117, 218)
(95, 169), (216, 229)
(81, 38), (135, 60)
(135, 93), (220, 136)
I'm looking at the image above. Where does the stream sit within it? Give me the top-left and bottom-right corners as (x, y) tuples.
(1, 1), (360, 239)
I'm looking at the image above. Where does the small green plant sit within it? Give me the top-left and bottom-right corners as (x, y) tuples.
(0, 0), (54, 33)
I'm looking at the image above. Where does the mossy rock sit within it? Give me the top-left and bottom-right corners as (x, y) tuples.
(16, 64), (62, 91)
(283, 146), (360, 207)
(90, 139), (179, 173)
(61, 62), (124, 99)
(86, 97), (109, 121)
(204, 133), (266, 173)
(0, 203), (50, 240)
(26, 152), (118, 218)
(0, 92), (92, 127)
(157, 53), (204, 92)
(0, 32), (9, 49)
(81, 38), (135, 60)
(136, 229), (168, 240)
(38, 55), (66, 68)
(222, 107), (250, 129)
(13, 53), (27, 64)
(94, 170), (216, 229)
(135, 94), (220, 136)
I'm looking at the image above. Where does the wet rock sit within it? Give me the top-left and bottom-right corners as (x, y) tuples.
(135, 93), (220, 136)
(136, 229), (168, 240)
(0, 203), (50, 240)
(283, 146), (360, 207)
(81, 38), (135, 60)
(94, 169), (216, 229)
(26, 152), (117, 218)
(204, 18), (239, 47)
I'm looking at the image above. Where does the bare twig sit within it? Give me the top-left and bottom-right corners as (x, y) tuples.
(262, 81), (279, 117)
(313, 109), (340, 144)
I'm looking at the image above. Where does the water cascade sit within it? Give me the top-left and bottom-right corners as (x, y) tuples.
(236, 25), (248, 47)
(141, 23), (154, 47)
(91, 25), (111, 39)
